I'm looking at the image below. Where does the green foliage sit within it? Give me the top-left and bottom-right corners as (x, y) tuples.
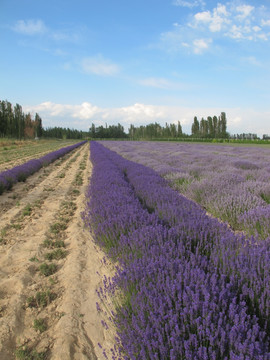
(22, 204), (32, 216)
(89, 122), (127, 139)
(49, 222), (67, 234)
(43, 238), (65, 249)
(33, 318), (47, 333)
(39, 263), (57, 276)
(15, 346), (46, 359)
(29, 256), (39, 262)
(44, 249), (66, 261)
(191, 112), (228, 139)
(71, 189), (80, 195)
(260, 192), (270, 204)
(74, 172), (83, 185)
(57, 172), (65, 178)
(27, 290), (56, 308)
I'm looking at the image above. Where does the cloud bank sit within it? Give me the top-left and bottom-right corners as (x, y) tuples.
(161, 2), (270, 54)
(24, 101), (270, 137)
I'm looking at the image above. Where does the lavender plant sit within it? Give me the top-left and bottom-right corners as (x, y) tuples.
(83, 142), (270, 359)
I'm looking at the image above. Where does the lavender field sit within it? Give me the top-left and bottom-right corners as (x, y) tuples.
(83, 141), (270, 359)
(102, 141), (270, 241)
(0, 141), (86, 195)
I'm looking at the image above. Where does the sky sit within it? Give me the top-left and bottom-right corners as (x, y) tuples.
(1, 0), (270, 136)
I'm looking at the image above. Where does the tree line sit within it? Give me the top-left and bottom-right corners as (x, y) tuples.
(128, 121), (183, 140)
(0, 100), (233, 141)
(42, 127), (86, 139)
(89, 113), (228, 140)
(89, 123), (127, 139)
(0, 100), (88, 140)
(191, 112), (228, 139)
(0, 100), (42, 139)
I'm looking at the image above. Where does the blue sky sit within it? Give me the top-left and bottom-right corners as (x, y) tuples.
(1, 0), (270, 136)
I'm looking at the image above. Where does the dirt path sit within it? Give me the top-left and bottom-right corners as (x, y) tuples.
(0, 143), (116, 359)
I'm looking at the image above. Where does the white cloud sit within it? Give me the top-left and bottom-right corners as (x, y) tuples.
(81, 55), (120, 76)
(24, 101), (270, 137)
(25, 101), (100, 119)
(72, 102), (99, 119)
(261, 19), (270, 26)
(194, 10), (212, 23)
(230, 116), (242, 125)
(235, 5), (254, 20)
(11, 19), (83, 44)
(193, 38), (212, 54)
(12, 19), (47, 35)
(173, 0), (205, 8)
(119, 103), (164, 120)
(253, 26), (261, 32)
(194, 4), (231, 33)
(161, 2), (269, 54)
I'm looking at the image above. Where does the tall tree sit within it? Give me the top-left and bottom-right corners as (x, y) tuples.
(207, 116), (214, 138)
(191, 116), (200, 137)
(0, 101), (7, 137)
(14, 103), (24, 139)
(24, 113), (35, 138)
(177, 121), (182, 137)
(34, 113), (43, 137)
(213, 116), (218, 138)
(220, 112), (227, 138)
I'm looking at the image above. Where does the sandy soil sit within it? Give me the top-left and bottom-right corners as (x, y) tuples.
(0, 143), (116, 359)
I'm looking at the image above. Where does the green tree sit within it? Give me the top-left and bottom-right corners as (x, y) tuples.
(213, 116), (218, 137)
(220, 112), (227, 138)
(191, 117), (200, 137)
(177, 121), (182, 137)
(34, 113), (43, 138)
(207, 116), (214, 138)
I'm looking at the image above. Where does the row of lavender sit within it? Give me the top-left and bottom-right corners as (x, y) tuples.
(102, 141), (270, 240)
(0, 141), (87, 195)
(83, 141), (270, 359)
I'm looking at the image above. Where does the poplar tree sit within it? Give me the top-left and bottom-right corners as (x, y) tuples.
(191, 117), (200, 137)
(177, 121), (182, 137)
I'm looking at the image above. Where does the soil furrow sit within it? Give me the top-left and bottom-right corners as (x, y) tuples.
(0, 146), (84, 230)
(0, 143), (116, 359)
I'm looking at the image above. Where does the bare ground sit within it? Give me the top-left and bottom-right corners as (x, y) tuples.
(0, 143), (116, 359)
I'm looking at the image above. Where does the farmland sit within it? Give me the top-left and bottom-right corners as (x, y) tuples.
(0, 140), (115, 359)
(0, 139), (82, 173)
(102, 141), (270, 240)
(1, 139), (270, 359)
(84, 141), (270, 359)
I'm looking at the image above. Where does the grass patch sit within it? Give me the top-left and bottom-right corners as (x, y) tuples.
(15, 346), (46, 359)
(260, 193), (270, 204)
(74, 172), (83, 185)
(71, 189), (80, 195)
(33, 318), (47, 333)
(39, 263), (57, 276)
(11, 223), (22, 230)
(49, 222), (67, 234)
(43, 187), (54, 192)
(43, 239), (65, 249)
(42, 239), (54, 248)
(27, 290), (56, 308)
(44, 249), (66, 261)
(22, 204), (32, 216)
